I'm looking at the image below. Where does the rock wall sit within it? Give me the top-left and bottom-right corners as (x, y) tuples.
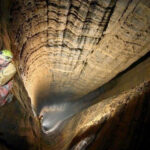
(69, 81), (150, 150)
(0, 0), (150, 150)
(10, 0), (150, 107)
(38, 55), (150, 150)
(0, 74), (40, 150)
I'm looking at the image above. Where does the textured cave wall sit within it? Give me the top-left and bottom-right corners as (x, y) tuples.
(0, 74), (40, 150)
(0, 0), (150, 150)
(0, 2), (40, 149)
(10, 0), (150, 109)
(37, 81), (150, 150)
(0, 59), (150, 150)
(70, 81), (150, 150)
(0, 0), (11, 50)
(38, 55), (150, 150)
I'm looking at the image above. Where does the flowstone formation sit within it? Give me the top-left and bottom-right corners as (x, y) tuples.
(0, 0), (150, 150)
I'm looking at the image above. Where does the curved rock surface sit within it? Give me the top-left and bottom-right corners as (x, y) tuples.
(10, 0), (150, 108)
(0, 0), (150, 150)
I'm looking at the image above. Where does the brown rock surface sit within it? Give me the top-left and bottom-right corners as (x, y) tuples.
(0, 0), (150, 150)
(10, 0), (150, 103)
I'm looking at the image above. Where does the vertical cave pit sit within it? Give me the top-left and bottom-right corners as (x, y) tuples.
(0, 0), (150, 150)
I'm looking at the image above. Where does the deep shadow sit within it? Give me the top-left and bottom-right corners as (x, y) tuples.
(0, 133), (30, 150)
(0, 96), (38, 150)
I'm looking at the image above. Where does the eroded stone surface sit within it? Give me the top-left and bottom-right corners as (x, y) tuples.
(39, 81), (150, 150)
(0, 0), (150, 150)
(10, 0), (150, 107)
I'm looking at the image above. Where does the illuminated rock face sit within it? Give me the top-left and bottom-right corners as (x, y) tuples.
(11, 0), (150, 109)
(0, 0), (150, 150)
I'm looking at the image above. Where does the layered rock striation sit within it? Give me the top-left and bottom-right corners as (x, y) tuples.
(10, 0), (150, 109)
(0, 0), (150, 150)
